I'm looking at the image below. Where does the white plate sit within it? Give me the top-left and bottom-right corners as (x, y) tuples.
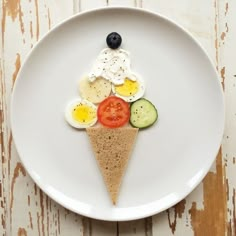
(11, 7), (224, 221)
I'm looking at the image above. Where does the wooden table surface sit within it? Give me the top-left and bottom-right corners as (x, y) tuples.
(0, 0), (234, 235)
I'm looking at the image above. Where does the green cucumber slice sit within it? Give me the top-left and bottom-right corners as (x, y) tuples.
(130, 98), (158, 128)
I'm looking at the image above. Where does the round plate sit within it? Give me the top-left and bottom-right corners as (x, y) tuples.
(11, 7), (224, 221)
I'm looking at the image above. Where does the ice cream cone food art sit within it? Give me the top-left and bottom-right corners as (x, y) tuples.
(64, 32), (158, 204)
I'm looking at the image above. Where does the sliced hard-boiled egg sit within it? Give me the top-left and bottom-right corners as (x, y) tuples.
(65, 98), (97, 129)
(79, 76), (112, 104)
(112, 74), (145, 102)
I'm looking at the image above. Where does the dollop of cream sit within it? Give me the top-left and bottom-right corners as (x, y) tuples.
(88, 48), (136, 85)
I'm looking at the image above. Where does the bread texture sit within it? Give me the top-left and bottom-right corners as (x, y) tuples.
(86, 127), (138, 204)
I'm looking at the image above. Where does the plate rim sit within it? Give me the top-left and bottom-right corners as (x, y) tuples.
(10, 6), (225, 221)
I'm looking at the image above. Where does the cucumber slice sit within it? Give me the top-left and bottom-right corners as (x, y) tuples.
(130, 98), (158, 128)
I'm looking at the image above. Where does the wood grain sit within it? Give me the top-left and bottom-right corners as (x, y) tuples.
(0, 0), (233, 235)
(189, 150), (227, 236)
(1, 1), (83, 235)
(218, 0), (236, 235)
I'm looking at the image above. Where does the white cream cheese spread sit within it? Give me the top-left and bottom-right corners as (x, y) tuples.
(88, 48), (136, 85)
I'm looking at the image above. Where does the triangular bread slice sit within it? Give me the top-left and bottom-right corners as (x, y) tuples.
(86, 127), (138, 204)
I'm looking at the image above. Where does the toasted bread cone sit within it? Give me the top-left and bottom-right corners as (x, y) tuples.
(86, 127), (138, 204)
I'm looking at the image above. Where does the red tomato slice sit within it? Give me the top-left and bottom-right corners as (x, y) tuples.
(97, 96), (130, 128)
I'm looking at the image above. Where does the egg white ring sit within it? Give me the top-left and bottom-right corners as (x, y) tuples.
(111, 73), (145, 102)
(65, 98), (97, 129)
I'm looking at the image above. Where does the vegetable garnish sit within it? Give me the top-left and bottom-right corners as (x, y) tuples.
(97, 96), (130, 128)
(130, 98), (158, 128)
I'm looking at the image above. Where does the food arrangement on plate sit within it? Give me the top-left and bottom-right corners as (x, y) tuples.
(65, 32), (158, 204)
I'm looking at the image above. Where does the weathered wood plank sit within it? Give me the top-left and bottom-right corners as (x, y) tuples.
(107, 0), (135, 7)
(0, 2), (8, 235)
(1, 0), (87, 235)
(79, 0), (107, 11)
(217, 0), (236, 235)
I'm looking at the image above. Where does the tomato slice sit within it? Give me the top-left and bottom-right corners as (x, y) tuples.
(97, 96), (130, 128)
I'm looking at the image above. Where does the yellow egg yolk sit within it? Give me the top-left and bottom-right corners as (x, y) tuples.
(114, 79), (139, 96)
(72, 104), (96, 124)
